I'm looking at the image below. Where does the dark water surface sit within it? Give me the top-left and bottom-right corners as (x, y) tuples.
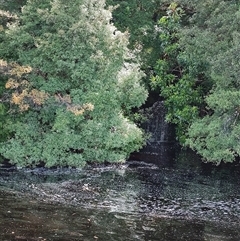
(1, 154), (240, 240)
(1, 191), (239, 241)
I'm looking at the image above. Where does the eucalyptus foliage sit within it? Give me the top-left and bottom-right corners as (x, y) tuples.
(0, 0), (147, 167)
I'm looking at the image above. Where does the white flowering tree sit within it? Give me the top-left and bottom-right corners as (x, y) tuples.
(0, 0), (148, 167)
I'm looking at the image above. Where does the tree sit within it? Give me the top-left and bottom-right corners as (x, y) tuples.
(150, 1), (240, 164)
(150, 3), (204, 143)
(0, 0), (27, 13)
(0, 73), (11, 143)
(0, 3), (24, 148)
(106, 0), (164, 72)
(0, 0), (147, 167)
(184, 0), (240, 164)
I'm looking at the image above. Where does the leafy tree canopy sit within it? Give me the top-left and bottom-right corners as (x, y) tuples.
(0, 0), (147, 167)
(1, 0), (240, 166)
(150, 0), (240, 164)
(182, 0), (240, 164)
(150, 3), (204, 143)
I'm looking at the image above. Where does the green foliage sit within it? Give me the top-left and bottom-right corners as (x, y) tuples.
(0, 0), (26, 30)
(1, 0), (239, 165)
(0, 0), (27, 12)
(0, 0), (148, 167)
(151, 1), (240, 163)
(0, 102), (10, 143)
(185, 0), (240, 163)
(105, 0), (167, 83)
(0, 75), (12, 144)
(151, 3), (203, 143)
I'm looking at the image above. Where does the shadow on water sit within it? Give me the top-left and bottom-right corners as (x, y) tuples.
(1, 189), (239, 241)
(1, 150), (240, 241)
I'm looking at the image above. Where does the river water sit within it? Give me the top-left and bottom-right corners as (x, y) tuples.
(0, 151), (240, 241)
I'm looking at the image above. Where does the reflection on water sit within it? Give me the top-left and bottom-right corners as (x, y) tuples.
(1, 155), (240, 240)
(1, 190), (239, 241)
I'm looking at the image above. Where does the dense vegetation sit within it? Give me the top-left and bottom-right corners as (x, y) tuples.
(0, 0), (239, 166)
(0, 0), (147, 167)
